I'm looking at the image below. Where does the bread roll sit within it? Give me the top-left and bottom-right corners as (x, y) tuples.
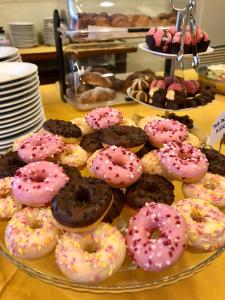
(77, 87), (115, 104)
(80, 72), (113, 88)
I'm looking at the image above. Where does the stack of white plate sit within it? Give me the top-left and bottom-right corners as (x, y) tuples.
(9, 22), (38, 48)
(0, 46), (22, 62)
(43, 17), (68, 46)
(0, 62), (45, 154)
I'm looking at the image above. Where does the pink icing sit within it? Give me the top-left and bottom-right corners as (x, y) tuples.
(125, 202), (187, 272)
(172, 32), (181, 43)
(183, 80), (199, 95)
(144, 119), (188, 148)
(203, 31), (209, 41)
(150, 79), (166, 90)
(196, 26), (203, 42)
(85, 107), (123, 130)
(92, 146), (143, 188)
(13, 161), (69, 207)
(157, 142), (208, 182)
(18, 132), (64, 163)
(168, 26), (177, 36)
(154, 29), (164, 47)
(148, 27), (157, 36)
(167, 82), (187, 93)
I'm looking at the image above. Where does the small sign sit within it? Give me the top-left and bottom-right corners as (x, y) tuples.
(207, 111), (225, 146)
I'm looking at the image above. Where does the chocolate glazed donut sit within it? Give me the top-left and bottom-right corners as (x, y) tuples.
(51, 177), (113, 231)
(0, 151), (26, 179)
(43, 119), (82, 139)
(100, 125), (147, 148)
(125, 174), (175, 209)
(103, 189), (125, 223)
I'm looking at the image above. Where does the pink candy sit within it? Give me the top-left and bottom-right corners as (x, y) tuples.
(125, 202), (187, 272)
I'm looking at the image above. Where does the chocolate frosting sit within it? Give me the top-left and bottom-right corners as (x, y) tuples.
(0, 151), (26, 179)
(100, 125), (147, 148)
(200, 148), (225, 176)
(51, 177), (112, 228)
(80, 132), (102, 153)
(125, 174), (175, 209)
(43, 119), (82, 138)
(103, 189), (125, 223)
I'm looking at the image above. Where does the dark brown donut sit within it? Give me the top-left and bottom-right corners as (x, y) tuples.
(59, 164), (81, 182)
(80, 132), (102, 153)
(163, 113), (194, 129)
(43, 119), (82, 139)
(51, 177), (112, 229)
(125, 174), (175, 209)
(100, 125), (147, 148)
(200, 148), (225, 176)
(103, 189), (125, 223)
(0, 151), (26, 179)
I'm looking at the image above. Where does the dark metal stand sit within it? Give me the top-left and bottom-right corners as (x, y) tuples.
(53, 9), (66, 102)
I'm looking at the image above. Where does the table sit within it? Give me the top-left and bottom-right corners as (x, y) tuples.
(0, 77), (225, 300)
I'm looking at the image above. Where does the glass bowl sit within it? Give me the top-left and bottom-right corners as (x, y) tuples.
(0, 180), (225, 293)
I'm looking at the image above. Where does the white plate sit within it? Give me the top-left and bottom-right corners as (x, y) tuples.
(0, 47), (19, 60)
(0, 62), (37, 84)
(0, 117), (45, 147)
(0, 72), (37, 90)
(0, 81), (39, 101)
(0, 110), (44, 136)
(4, 55), (21, 62)
(9, 22), (34, 26)
(138, 43), (215, 59)
(0, 93), (41, 114)
(127, 87), (215, 112)
(0, 77), (39, 96)
(0, 104), (42, 126)
(0, 88), (39, 108)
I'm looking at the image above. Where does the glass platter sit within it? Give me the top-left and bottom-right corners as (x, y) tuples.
(138, 43), (215, 59)
(127, 87), (216, 112)
(1, 170), (225, 293)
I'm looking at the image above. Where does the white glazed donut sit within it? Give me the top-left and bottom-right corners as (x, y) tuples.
(5, 207), (60, 259)
(174, 198), (225, 252)
(141, 151), (165, 176)
(55, 222), (126, 283)
(0, 177), (22, 219)
(182, 173), (225, 208)
(58, 144), (89, 170)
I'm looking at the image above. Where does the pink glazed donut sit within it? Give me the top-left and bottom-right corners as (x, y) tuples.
(144, 119), (188, 148)
(18, 132), (64, 163)
(157, 142), (208, 183)
(13, 161), (69, 207)
(91, 146), (143, 188)
(85, 107), (123, 129)
(125, 202), (187, 271)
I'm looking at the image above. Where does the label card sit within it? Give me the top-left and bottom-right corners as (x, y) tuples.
(207, 111), (225, 146)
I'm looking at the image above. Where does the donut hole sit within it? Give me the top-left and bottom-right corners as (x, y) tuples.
(112, 158), (125, 168)
(191, 209), (204, 223)
(30, 174), (47, 183)
(178, 150), (191, 160)
(83, 242), (99, 254)
(150, 228), (161, 239)
(75, 187), (91, 204)
(29, 220), (42, 230)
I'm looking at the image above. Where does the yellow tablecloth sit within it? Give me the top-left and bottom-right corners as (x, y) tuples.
(1, 77), (225, 300)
